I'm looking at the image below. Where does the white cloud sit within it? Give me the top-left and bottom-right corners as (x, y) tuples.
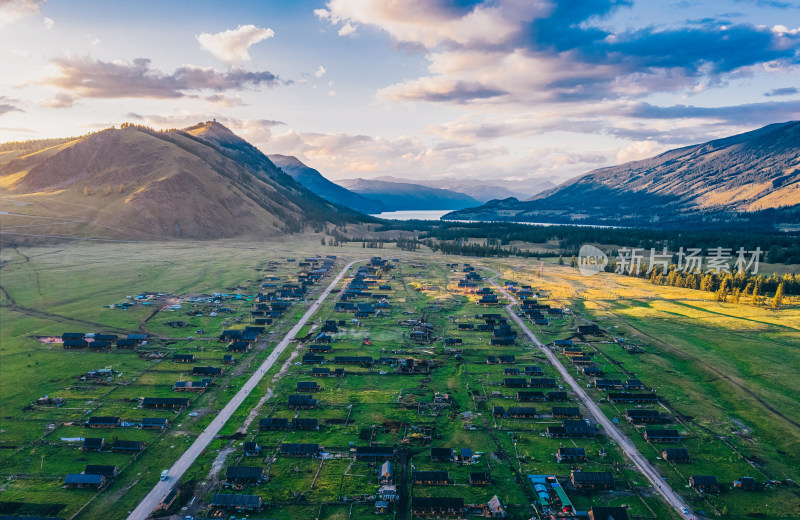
(315, 0), (543, 47)
(0, 0), (45, 28)
(338, 22), (357, 37)
(43, 16), (53, 29)
(196, 24), (274, 64)
(314, 65), (326, 78)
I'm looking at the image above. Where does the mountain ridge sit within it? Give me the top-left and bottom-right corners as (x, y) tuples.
(0, 122), (368, 241)
(445, 120), (800, 229)
(267, 154), (386, 214)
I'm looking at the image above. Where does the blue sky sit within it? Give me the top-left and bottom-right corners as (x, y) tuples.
(2, 0), (800, 185)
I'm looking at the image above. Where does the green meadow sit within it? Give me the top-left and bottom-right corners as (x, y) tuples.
(1, 238), (798, 519)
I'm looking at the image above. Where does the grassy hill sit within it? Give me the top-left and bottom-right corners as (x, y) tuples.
(0, 122), (368, 241)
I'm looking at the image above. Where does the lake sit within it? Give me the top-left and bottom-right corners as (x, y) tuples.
(371, 209), (620, 228)
(371, 210), (451, 220)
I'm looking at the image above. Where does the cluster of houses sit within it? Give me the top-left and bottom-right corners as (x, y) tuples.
(550, 317), (756, 497)
(373, 446), (506, 518)
(334, 257), (394, 318)
(63, 414), (171, 488)
(517, 291), (563, 326)
(60, 332), (148, 350)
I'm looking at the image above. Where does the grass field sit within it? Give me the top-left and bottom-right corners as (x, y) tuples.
(2, 237), (798, 519)
(490, 260), (800, 519)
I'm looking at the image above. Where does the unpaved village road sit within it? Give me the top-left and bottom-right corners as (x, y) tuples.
(487, 274), (694, 520)
(126, 259), (358, 520)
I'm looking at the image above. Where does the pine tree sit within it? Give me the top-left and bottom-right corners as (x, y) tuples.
(773, 283), (784, 310)
(751, 283), (761, 306)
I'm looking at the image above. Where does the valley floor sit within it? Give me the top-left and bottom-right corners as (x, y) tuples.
(0, 237), (798, 520)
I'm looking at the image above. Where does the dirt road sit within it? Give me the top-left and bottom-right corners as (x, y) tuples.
(125, 259), (357, 520)
(487, 274), (693, 520)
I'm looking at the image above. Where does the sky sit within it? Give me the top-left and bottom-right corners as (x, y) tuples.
(2, 0), (800, 186)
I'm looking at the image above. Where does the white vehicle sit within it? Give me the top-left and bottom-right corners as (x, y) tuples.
(160, 469), (169, 480)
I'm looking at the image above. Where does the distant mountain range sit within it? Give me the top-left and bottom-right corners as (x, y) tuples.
(445, 121), (800, 230)
(364, 176), (555, 203)
(0, 122), (366, 240)
(337, 177), (482, 212)
(268, 154), (387, 214)
(267, 156), (494, 213)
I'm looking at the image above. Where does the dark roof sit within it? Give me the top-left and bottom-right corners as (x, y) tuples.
(112, 440), (143, 450)
(558, 447), (586, 456)
(663, 448), (690, 459)
(645, 428), (681, 439)
(193, 366), (222, 375)
(64, 473), (104, 485)
(160, 488), (178, 506)
(288, 394), (316, 405)
(691, 475), (719, 485)
(508, 407), (537, 416)
(356, 446), (394, 456)
(86, 416), (119, 425)
(259, 418), (289, 428)
(430, 447), (453, 458)
(82, 437), (103, 447)
(280, 443), (320, 455)
(225, 466), (264, 481)
(291, 418), (318, 429)
(141, 417), (168, 426)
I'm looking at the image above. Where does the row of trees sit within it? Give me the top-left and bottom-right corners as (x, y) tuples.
(594, 260), (796, 308)
(377, 220), (800, 264)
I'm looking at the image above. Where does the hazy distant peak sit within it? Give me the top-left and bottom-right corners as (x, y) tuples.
(267, 154), (306, 167)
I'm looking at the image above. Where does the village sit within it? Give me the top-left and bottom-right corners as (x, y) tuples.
(1, 253), (789, 520)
